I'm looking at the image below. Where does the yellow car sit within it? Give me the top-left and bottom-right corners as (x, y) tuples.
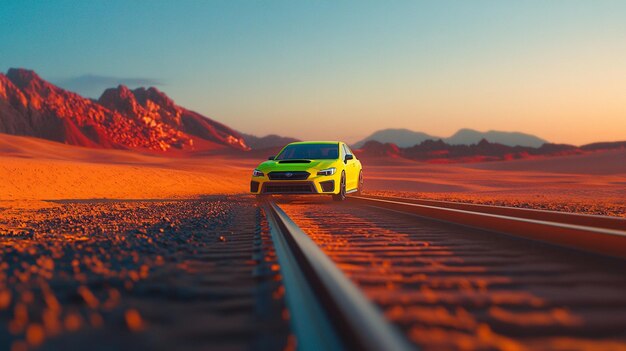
(250, 141), (363, 201)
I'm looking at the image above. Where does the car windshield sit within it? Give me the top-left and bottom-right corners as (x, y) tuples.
(275, 143), (339, 160)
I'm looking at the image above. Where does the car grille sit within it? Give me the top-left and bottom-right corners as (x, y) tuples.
(250, 181), (260, 193)
(263, 183), (315, 194)
(268, 171), (310, 180)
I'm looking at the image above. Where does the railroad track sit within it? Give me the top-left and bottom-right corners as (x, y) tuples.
(263, 195), (626, 350)
(350, 195), (626, 259)
(263, 201), (415, 351)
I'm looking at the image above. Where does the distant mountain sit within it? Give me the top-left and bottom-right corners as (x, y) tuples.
(445, 128), (547, 147)
(356, 138), (625, 163)
(0, 68), (248, 152)
(240, 133), (299, 150)
(356, 139), (552, 163)
(580, 141), (626, 151)
(358, 140), (402, 157)
(353, 128), (548, 148)
(353, 128), (440, 148)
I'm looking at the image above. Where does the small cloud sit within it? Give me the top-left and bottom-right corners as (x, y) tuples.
(55, 74), (163, 98)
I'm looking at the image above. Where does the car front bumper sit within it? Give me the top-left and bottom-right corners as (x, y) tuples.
(250, 175), (338, 195)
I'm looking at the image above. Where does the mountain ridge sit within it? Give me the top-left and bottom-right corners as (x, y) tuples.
(239, 133), (299, 150)
(353, 128), (548, 148)
(356, 139), (626, 163)
(0, 68), (248, 152)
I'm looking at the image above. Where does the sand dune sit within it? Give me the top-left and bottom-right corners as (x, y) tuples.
(361, 149), (626, 192)
(362, 151), (626, 216)
(364, 160), (626, 193)
(0, 134), (255, 201)
(467, 148), (626, 174)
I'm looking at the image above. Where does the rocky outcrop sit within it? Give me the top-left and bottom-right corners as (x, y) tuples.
(99, 86), (248, 150)
(0, 68), (248, 152)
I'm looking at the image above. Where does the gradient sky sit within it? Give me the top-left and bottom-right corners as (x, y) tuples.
(1, 0), (625, 144)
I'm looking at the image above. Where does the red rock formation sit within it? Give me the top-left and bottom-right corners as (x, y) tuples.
(0, 68), (248, 152)
(99, 85), (248, 150)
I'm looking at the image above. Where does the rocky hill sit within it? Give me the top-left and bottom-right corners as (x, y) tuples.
(0, 68), (248, 152)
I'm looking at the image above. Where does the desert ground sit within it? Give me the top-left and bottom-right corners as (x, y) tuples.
(1, 134), (625, 349)
(1, 134), (624, 216)
(359, 150), (626, 217)
(0, 196), (290, 350)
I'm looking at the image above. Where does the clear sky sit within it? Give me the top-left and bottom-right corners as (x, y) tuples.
(1, 0), (625, 144)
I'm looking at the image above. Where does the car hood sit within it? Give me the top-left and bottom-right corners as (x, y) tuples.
(256, 159), (338, 172)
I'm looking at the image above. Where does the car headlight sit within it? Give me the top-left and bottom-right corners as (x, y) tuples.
(317, 167), (336, 176)
(252, 169), (264, 177)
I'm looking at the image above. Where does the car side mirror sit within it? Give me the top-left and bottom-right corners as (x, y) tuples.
(344, 154), (354, 163)
(268, 156), (275, 160)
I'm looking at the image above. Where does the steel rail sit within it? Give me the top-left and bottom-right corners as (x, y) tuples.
(263, 201), (416, 351)
(349, 195), (626, 259)
(356, 195), (626, 230)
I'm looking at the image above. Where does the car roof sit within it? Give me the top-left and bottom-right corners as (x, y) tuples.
(286, 141), (342, 145)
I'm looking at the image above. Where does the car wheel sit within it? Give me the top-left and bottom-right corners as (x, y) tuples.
(355, 171), (363, 195)
(332, 171), (346, 201)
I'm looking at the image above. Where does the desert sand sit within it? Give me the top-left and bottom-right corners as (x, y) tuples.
(1, 134), (625, 216)
(0, 134), (255, 202)
(359, 150), (626, 217)
(0, 134), (624, 350)
(0, 197), (290, 350)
